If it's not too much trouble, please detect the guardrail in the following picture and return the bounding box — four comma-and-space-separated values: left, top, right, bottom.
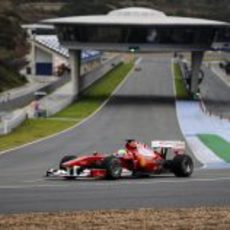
0, 55, 123, 134
176, 56, 204, 94
0, 109, 27, 135
44, 95, 75, 117
0, 75, 70, 112
80, 55, 122, 90
40, 55, 122, 117
176, 57, 191, 91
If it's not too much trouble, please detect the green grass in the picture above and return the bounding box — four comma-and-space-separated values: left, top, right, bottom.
0, 62, 133, 152
55, 62, 133, 118
0, 119, 76, 151
198, 134, 230, 163
172, 63, 189, 99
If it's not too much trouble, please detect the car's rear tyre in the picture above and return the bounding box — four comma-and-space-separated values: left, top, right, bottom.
103, 156, 122, 180
172, 155, 193, 177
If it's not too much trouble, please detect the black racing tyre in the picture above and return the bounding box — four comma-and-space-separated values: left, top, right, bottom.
103, 156, 122, 180
172, 155, 193, 177
59, 155, 76, 170
132, 171, 150, 178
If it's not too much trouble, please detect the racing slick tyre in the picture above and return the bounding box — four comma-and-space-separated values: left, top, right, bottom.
59, 155, 77, 179
103, 156, 122, 180
172, 155, 193, 177
59, 155, 76, 169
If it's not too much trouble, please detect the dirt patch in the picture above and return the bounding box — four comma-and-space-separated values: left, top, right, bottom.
0, 207, 230, 230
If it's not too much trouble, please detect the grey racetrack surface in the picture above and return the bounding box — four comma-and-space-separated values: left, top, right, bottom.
0, 55, 229, 214
200, 66, 230, 118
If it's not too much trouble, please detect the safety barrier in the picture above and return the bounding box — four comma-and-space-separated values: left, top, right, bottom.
0, 55, 122, 135
0, 75, 70, 112
40, 55, 122, 117
80, 55, 122, 90
44, 95, 75, 117
198, 95, 230, 122
0, 109, 27, 135
175, 57, 191, 91
175, 58, 230, 121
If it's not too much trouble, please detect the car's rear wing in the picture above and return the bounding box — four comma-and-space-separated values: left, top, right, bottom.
151, 141, 185, 150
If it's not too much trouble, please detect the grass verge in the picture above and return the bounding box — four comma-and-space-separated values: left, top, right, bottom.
0, 62, 133, 152
0, 119, 76, 151
0, 207, 229, 230
172, 62, 189, 99
54, 62, 133, 118
198, 134, 230, 162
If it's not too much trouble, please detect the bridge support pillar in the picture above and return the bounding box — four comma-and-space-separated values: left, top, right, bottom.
190, 51, 204, 94
69, 49, 81, 98
31, 39, 36, 77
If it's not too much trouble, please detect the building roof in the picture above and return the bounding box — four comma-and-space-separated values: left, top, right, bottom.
22, 24, 54, 30
34, 35, 101, 62
43, 7, 230, 27
108, 7, 166, 18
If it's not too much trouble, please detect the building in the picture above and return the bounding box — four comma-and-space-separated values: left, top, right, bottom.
43, 7, 230, 95
22, 24, 101, 81
44, 7, 230, 53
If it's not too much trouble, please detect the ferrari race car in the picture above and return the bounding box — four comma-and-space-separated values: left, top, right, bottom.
46, 139, 194, 180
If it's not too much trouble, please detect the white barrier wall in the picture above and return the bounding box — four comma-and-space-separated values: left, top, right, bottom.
0, 55, 122, 135
43, 95, 74, 117
177, 57, 189, 80
0, 109, 27, 135
40, 56, 122, 117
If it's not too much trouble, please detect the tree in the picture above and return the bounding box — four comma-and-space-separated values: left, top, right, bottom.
0, 1, 28, 60
59, 0, 112, 16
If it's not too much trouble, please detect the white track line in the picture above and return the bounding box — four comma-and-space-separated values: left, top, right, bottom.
1, 176, 230, 189
0, 65, 135, 156
186, 136, 230, 169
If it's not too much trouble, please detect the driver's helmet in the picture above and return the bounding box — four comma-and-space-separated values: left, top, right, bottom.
126, 139, 137, 149
117, 149, 127, 157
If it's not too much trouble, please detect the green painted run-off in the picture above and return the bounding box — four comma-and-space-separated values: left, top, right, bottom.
198, 134, 230, 163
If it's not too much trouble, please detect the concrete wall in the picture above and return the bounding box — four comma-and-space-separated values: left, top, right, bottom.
42, 55, 122, 116
80, 55, 121, 91
222, 51, 230, 61
0, 75, 70, 112
35, 47, 52, 63
0, 109, 27, 135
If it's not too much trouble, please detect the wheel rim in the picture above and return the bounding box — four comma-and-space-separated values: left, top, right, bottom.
111, 162, 121, 176
184, 159, 192, 173
185, 163, 191, 173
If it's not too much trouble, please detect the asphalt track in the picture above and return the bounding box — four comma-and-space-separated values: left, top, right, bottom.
200, 66, 230, 118
0, 55, 229, 214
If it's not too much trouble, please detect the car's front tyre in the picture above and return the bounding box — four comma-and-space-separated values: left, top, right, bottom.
103, 156, 122, 180
59, 155, 77, 179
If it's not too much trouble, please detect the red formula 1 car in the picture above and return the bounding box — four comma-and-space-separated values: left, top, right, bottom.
46, 139, 194, 180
